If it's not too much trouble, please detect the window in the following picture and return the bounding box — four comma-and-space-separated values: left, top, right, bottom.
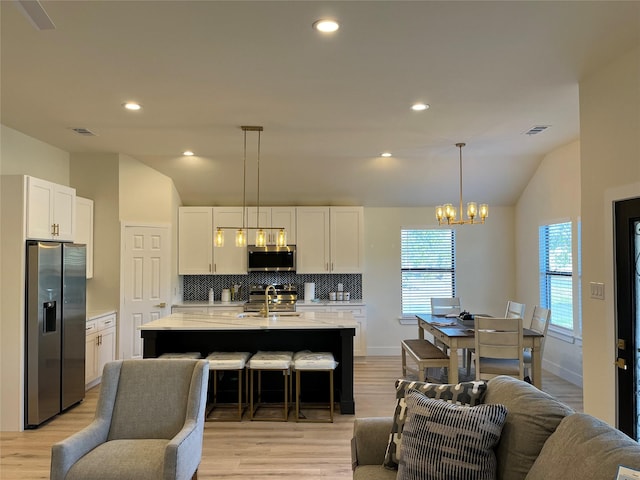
401, 229, 455, 316
539, 222, 574, 331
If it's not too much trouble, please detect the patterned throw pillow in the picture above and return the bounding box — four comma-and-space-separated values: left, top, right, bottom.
398, 390, 507, 480
383, 379, 488, 469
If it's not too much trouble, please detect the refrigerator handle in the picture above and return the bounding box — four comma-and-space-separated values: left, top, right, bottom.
44, 301, 57, 332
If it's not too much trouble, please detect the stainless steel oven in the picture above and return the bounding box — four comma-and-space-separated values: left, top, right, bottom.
247, 245, 296, 272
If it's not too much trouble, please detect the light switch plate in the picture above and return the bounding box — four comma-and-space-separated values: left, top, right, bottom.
589, 282, 605, 300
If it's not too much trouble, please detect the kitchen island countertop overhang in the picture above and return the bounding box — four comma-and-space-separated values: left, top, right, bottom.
139, 310, 358, 331
139, 311, 358, 414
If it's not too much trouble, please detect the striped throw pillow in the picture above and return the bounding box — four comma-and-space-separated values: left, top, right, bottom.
398, 390, 507, 480
383, 379, 488, 469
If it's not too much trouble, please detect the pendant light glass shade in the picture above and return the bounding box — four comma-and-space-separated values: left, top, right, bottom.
255, 228, 267, 247
235, 228, 246, 247
276, 228, 287, 247
214, 228, 224, 247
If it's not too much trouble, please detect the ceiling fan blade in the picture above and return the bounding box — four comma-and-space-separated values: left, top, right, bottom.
13, 0, 56, 30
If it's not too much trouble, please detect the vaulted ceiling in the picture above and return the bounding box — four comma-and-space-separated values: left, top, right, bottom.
2, 1, 639, 207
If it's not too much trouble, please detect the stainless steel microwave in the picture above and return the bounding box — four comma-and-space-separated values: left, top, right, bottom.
247, 245, 296, 272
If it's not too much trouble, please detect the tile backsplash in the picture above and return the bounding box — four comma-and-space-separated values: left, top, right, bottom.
182, 273, 362, 302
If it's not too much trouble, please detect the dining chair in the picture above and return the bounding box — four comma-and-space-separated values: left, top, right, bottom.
524, 306, 551, 378
50, 358, 209, 480
474, 316, 524, 381
466, 300, 527, 374
505, 300, 526, 320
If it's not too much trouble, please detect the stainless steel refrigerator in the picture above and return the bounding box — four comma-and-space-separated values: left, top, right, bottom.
25, 241, 86, 428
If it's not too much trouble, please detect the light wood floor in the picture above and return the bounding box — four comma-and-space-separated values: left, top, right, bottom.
0, 356, 582, 480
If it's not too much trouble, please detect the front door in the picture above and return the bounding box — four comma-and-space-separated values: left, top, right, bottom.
120, 225, 170, 359
615, 197, 640, 439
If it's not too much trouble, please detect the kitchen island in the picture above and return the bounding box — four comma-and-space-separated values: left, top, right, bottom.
139, 310, 357, 414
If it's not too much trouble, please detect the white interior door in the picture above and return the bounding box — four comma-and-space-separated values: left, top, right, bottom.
120, 225, 170, 359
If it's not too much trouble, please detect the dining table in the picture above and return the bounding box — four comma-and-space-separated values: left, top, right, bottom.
415, 313, 544, 388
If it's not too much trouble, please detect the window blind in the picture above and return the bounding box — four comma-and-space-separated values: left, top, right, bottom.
401, 229, 455, 316
539, 222, 573, 330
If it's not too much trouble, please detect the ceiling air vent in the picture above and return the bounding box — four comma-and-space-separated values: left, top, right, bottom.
523, 125, 550, 136
71, 127, 97, 137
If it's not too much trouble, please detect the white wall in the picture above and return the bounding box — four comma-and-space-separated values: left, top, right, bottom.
70, 153, 121, 313
119, 154, 178, 224
0, 125, 70, 182
580, 45, 640, 425
363, 206, 515, 355
515, 140, 582, 386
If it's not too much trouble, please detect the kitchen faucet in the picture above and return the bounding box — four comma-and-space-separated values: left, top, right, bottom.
262, 284, 277, 317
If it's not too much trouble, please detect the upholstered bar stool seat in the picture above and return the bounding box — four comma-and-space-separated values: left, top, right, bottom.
158, 352, 202, 359
293, 351, 338, 423
248, 351, 293, 421
205, 352, 252, 421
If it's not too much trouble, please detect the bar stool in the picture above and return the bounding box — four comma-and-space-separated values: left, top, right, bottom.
205, 352, 251, 421
293, 351, 338, 423
248, 351, 293, 421
158, 352, 201, 359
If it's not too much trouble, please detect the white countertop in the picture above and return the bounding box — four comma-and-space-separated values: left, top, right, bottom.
172, 299, 365, 308
139, 310, 357, 331
87, 310, 117, 321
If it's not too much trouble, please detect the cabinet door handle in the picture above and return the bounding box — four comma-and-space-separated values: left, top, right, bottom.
51, 224, 56, 236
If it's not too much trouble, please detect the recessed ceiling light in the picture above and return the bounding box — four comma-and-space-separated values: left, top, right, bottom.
313, 19, 339, 33
122, 102, 142, 111
380, 152, 392, 158
183, 150, 194, 156
411, 103, 429, 111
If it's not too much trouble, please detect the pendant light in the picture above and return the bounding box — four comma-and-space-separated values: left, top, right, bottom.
214, 125, 287, 247
435, 143, 488, 225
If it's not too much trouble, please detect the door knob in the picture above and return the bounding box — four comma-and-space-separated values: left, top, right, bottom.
616, 358, 628, 370
155, 302, 167, 308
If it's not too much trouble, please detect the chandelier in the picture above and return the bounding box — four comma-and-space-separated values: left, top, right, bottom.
435, 142, 488, 225
214, 126, 287, 248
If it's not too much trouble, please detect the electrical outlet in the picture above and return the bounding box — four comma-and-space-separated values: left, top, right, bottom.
589, 282, 605, 300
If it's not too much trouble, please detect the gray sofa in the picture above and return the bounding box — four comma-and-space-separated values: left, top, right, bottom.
351, 375, 640, 480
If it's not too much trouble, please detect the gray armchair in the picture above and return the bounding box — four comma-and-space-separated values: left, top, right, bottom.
51, 358, 209, 480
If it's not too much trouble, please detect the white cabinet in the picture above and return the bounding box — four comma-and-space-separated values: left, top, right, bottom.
85, 313, 117, 387
296, 206, 363, 273
246, 206, 297, 245
178, 207, 247, 275
296, 303, 367, 356
26, 176, 76, 241
178, 207, 213, 274
75, 196, 94, 278
329, 305, 367, 357
296, 207, 330, 273
212, 207, 247, 274
330, 206, 364, 273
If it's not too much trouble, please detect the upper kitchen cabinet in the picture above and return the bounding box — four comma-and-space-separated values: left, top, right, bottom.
246, 206, 297, 245
296, 207, 330, 273
296, 206, 364, 274
75, 196, 94, 278
178, 207, 213, 274
212, 207, 247, 274
178, 207, 247, 275
26, 176, 76, 241
330, 206, 364, 273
